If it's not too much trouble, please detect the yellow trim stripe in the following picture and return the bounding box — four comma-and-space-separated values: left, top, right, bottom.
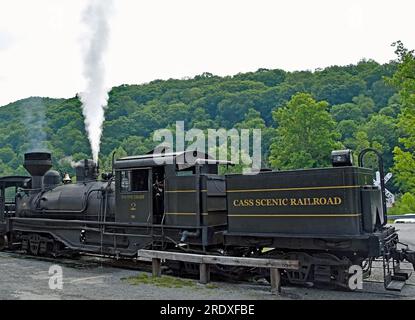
165, 213, 359, 217
226, 185, 360, 193
166, 190, 208, 193
165, 212, 209, 216
228, 213, 361, 218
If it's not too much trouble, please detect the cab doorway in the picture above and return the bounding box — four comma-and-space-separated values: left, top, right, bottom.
152, 167, 165, 224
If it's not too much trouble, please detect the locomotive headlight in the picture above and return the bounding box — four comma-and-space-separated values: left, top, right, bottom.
331, 149, 353, 167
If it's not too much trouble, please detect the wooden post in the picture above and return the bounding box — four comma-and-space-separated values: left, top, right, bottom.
270, 268, 281, 295
152, 258, 161, 277
199, 263, 210, 284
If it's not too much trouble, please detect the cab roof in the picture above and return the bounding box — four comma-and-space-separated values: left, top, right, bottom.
0, 176, 30, 189
114, 150, 233, 170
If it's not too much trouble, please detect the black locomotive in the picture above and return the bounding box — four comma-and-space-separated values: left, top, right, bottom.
0, 149, 414, 290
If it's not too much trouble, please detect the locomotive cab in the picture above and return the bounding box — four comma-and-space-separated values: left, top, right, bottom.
113, 150, 229, 247
0, 176, 30, 221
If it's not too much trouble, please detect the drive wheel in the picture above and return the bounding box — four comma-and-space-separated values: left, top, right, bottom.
28, 234, 41, 256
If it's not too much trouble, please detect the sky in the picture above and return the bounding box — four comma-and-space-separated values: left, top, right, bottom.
0, 0, 414, 106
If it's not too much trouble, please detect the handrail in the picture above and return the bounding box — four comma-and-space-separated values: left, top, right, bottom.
358, 148, 387, 226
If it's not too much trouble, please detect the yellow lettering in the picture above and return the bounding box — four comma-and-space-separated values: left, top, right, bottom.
239, 196, 343, 207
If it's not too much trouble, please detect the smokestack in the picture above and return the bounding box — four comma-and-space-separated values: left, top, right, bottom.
75, 159, 98, 182
23, 152, 52, 190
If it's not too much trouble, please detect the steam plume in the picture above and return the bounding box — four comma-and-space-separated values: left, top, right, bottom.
23, 98, 48, 151
79, 0, 113, 163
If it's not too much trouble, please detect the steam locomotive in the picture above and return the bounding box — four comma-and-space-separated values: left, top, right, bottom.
0, 149, 414, 290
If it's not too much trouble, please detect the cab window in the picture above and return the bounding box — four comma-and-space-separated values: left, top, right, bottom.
131, 169, 149, 191
120, 169, 149, 193
120, 171, 130, 193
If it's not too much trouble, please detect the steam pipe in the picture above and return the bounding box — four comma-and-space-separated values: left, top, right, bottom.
10, 216, 209, 230
180, 164, 202, 243
101, 176, 114, 234
111, 151, 117, 176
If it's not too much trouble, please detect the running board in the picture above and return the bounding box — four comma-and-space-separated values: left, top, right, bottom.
393, 265, 412, 281
386, 279, 406, 291
383, 242, 415, 292
384, 272, 408, 291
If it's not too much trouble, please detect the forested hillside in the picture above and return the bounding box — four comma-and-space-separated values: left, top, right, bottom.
0, 56, 412, 210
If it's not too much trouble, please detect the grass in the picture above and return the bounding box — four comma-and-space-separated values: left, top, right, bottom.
387, 212, 401, 216
205, 283, 219, 289
122, 273, 196, 288
122, 273, 220, 289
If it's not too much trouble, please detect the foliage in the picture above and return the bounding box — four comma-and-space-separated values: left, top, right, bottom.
269, 93, 341, 169
388, 192, 415, 215
389, 41, 415, 194
0, 58, 403, 188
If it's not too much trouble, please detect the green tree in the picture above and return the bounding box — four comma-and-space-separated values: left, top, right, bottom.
330, 103, 364, 123
269, 93, 341, 169
388, 193, 415, 215
352, 95, 375, 117
235, 108, 273, 166
0, 146, 16, 164
361, 114, 397, 170
0, 57, 402, 181
337, 120, 359, 140
389, 42, 415, 193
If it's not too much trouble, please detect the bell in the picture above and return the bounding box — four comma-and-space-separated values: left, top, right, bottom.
63, 173, 72, 184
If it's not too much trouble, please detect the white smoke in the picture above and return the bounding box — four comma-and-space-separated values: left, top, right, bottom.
23, 98, 48, 152
79, 0, 114, 163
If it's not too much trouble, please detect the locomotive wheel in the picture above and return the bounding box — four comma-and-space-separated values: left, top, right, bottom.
28, 234, 41, 255
26, 234, 67, 257
259, 250, 353, 289
280, 252, 314, 287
